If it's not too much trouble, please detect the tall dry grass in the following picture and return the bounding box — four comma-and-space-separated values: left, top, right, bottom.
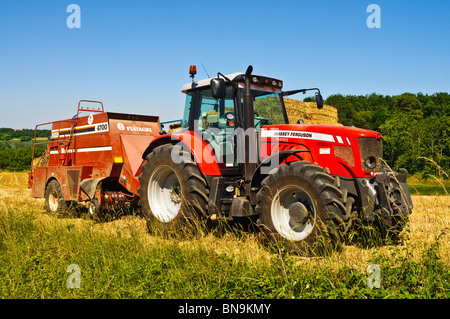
1, 172, 448, 266
0, 172, 448, 298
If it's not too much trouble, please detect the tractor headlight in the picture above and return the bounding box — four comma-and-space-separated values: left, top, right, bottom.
358, 137, 382, 171
364, 156, 377, 170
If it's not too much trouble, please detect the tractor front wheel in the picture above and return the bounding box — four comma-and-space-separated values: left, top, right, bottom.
373, 172, 413, 243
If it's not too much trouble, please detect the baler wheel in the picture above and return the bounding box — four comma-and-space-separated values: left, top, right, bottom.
138, 144, 209, 233
88, 199, 101, 216
44, 179, 67, 216
255, 161, 351, 255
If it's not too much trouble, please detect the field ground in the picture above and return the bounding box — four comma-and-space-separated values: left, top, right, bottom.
0, 172, 448, 298
0, 172, 29, 189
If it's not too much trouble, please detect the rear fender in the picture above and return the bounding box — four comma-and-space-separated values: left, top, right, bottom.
142, 131, 221, 176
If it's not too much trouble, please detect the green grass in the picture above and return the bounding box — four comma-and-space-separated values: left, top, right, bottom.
0, 203, 448, 299
407, 173, 449, 196
409, 184, 448, 196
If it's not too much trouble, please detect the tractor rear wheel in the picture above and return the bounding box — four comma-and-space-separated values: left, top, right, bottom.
255, 161, 352, 254
138, 144, 209, 233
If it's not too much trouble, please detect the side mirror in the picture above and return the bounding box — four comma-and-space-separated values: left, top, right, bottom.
211, 78, 226, 99
315, 92, 324, 109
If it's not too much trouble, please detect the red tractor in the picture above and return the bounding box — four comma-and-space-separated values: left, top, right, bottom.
137, 65, 413, 251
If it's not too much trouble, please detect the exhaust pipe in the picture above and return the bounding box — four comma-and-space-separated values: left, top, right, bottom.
243, 65, 256, 181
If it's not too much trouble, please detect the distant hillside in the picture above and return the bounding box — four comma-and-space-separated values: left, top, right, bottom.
0, 128, 50, 142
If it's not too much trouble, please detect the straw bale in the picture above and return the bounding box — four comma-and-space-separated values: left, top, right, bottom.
283, 98, 342, 126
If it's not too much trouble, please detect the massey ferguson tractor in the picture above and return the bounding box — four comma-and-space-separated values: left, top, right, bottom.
30, 65, 413, 252
137, 65, 413, 251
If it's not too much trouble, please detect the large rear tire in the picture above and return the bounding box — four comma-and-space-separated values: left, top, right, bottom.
255, 161, 352, 254
138, 144, 209, 233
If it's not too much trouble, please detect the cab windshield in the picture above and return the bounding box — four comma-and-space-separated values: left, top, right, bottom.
247, 90, 287, 125
181, 84, 287, 166
182, 85, 287, 132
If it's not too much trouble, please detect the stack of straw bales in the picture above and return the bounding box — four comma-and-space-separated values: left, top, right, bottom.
283, 98, 341, 126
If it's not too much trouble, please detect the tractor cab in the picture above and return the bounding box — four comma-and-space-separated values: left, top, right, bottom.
181, 70, 288, 174
181, 71, 288, 131
180, 66, 324, 178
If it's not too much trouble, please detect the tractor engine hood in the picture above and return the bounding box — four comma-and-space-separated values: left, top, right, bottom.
260, 124, 383, 178
260, 124, 381, 142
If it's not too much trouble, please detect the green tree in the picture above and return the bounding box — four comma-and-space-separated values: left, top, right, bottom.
392, 93, 423, 119
20, 135, 32, 142
0, 148, 33, 171
0, 133, 12, 140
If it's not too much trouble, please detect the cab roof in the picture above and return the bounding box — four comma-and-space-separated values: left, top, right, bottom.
181, 72, 283, 93
181, 72, 244, 93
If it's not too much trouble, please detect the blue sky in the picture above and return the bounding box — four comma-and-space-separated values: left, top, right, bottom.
0, 0, 449, 129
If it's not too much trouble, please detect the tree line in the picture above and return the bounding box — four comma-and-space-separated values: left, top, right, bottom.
0, 128, 50, 142
306, 92, 449, 177
0, 129, 49, 171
